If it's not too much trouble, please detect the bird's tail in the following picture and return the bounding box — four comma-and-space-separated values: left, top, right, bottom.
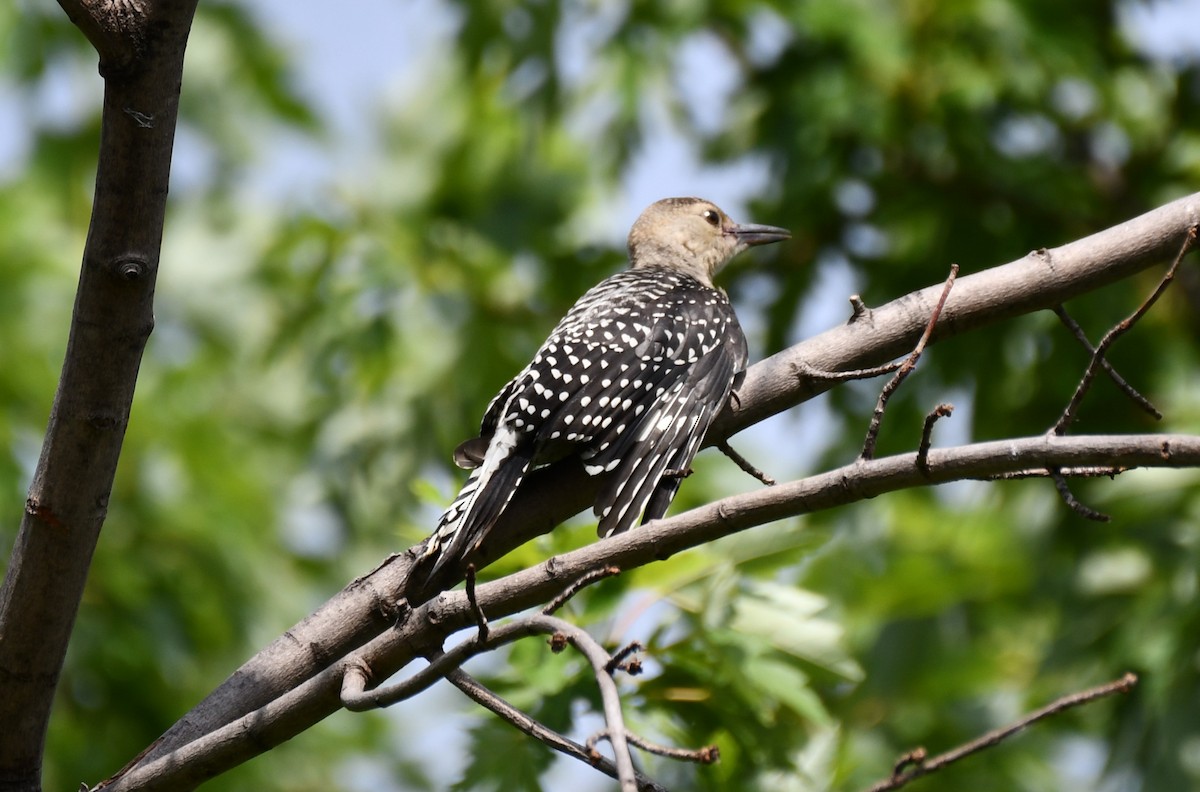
422, 448, 531, 583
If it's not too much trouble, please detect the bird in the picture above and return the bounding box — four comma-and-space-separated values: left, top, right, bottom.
421, 197, 790, 582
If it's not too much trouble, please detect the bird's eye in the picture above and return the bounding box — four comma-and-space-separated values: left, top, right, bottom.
702, 209, 720, 227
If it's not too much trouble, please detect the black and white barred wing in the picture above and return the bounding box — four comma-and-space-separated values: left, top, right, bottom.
428, 273, 659, 571
448, 271, 654, 471
521, 272, 746, 537
587, 297, 745, 537
628, 335, 743, 533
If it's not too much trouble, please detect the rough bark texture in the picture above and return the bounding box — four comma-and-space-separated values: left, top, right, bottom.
0, 3, 198, 791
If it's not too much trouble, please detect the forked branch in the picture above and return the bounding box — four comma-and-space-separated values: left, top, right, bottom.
861, 265, 959, 460
863, 673, 1138, 792
1053, 226, 1196, 435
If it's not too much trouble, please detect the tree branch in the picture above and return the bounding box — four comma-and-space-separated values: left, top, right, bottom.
860, 264, 958, 460
110, 193, 1200, 779
1052, 306, 1161, 420
444, 669, 669, 792
97, 433, 1200, 791
863, 673, 1138, 792
916, 403, 955, 473
0, 2, 199, 789
725, 193, 1200, 437
1053, 225, 1195, 435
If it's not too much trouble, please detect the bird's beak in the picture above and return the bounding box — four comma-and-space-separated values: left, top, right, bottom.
729, 222, 791, 247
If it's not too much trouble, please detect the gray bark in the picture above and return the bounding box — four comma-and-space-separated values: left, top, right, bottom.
0, 3, 198, 791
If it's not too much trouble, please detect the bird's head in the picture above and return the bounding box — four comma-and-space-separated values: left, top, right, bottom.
627, 197, 790, 285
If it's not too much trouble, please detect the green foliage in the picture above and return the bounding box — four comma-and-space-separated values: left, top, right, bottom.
4, 0, 1200, 789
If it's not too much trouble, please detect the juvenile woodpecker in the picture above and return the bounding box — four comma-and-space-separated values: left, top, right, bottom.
423, 197, 789, 580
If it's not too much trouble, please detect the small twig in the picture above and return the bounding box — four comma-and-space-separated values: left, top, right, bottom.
793, 359, 903, 384
590, 729, 720, 765
465, 564, 488, 643
716, 440, 776, 485
1052, 306, 1161, 420
542, 566, 621, 616
916, 403, 954, 473
1054, 226, 1196, 435
605, 641, 644, 675
848, 294, 872, 322
1050, 468, 1111, 522
989, 466, 1128, 481
863, 673, 1138, 792
892, 747, 927, 777
861, 265, 959, 460
444, 667, 669, 792
584, 730, 607, 759
624, 731, 720, 764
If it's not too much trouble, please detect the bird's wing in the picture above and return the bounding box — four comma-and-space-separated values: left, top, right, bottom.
592, 319, 743, 537
501, 273, 745, 537
639, 323, 748, 521
451, 271, 653, 470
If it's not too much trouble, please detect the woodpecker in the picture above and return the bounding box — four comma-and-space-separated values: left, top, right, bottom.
422, 197, 789, 581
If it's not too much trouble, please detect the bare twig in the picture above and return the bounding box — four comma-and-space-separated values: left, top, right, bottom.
1050, 469, 1111, 522
605, 641, 644, 675
916, 403, 955, 473
716, 440, 776, 485
542, 566, 621, 615
1054, 226, 1196, 435
341, 617, 544, 711
465, 564, 488, 643
793, 359, 903, 384
623, 731, 720, 764
891, 748, 927, 777
552, 623, 638, 791
863, 673, 1138, 792
861, 265, 960, 460
588, 729, 719, 764
989, 466, 1127, 481
444, 667, 669, 791
1052, 306, 1161, 419
848, 294, 872, 321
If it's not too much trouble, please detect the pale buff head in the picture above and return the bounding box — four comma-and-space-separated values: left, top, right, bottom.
627, 197, 790, 285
